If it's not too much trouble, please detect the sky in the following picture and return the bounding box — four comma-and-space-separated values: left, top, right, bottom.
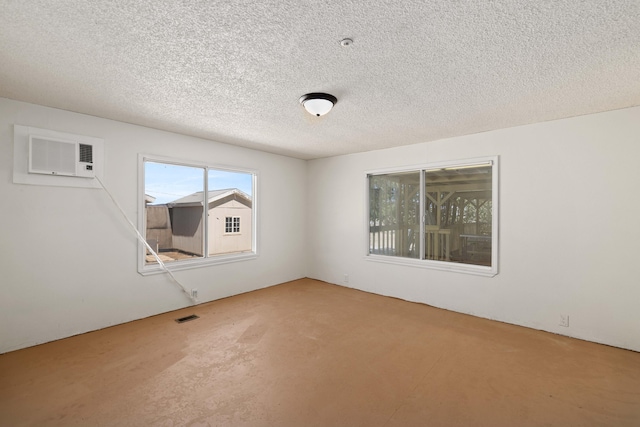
145, 161, 253, 205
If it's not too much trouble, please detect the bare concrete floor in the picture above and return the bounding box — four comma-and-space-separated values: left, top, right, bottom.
1, 278, 639, 426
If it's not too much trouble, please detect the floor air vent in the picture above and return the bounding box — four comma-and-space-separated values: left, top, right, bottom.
175, 314, 199, 323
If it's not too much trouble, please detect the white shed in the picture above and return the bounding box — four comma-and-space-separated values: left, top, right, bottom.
168, 189, 252, 257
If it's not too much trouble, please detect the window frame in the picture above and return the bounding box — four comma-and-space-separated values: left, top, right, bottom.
364, 156, 498, 277
138, 154, 258, 275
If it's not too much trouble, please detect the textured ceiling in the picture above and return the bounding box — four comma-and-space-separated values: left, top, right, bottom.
1, 1, 639, 160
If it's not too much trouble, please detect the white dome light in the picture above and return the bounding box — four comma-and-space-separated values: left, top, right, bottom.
299, 93, 337, 117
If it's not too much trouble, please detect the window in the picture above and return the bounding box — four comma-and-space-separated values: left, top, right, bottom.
139, 155, 257, 274
367, 157, 498, 276
225, 217, 240, 233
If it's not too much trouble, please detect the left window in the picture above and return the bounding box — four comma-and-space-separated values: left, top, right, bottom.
139, 156, 257, 274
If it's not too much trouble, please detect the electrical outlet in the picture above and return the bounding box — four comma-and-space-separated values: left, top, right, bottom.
559, 315, 569, 327
344, 274, 349, 284
191, 289, 198, 299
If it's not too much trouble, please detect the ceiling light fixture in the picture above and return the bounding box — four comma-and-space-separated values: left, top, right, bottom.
340, 38, 353, 47
299, 93, 337, 117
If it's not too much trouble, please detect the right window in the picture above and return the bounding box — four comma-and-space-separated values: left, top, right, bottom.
367, 157, 498, 276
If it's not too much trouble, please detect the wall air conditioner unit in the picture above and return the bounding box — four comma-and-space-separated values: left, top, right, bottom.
28, 135, 95, 178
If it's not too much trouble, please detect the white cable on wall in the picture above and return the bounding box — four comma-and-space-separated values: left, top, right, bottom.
94, 176, 197, 305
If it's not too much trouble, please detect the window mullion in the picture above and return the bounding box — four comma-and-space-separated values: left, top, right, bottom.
419, 169, 425, 260
203, 167, 209, 258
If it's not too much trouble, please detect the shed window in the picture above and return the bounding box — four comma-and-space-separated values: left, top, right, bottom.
225, 217, 240, 233
139, 155, 257, 274
367, 157, 498, 276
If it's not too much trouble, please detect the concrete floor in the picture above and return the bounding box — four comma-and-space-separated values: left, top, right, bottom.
1, 278, 639, 426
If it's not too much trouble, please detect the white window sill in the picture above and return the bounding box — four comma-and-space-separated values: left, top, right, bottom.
139, 252, 258, 276
365, 254, 497, 277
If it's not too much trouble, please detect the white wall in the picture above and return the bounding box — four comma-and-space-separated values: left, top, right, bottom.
3, 97, 639, 354
0, 98, 308, 353
307, 106, 640, 352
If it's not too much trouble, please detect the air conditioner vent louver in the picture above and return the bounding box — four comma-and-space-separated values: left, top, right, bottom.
79, 144, 93, 163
